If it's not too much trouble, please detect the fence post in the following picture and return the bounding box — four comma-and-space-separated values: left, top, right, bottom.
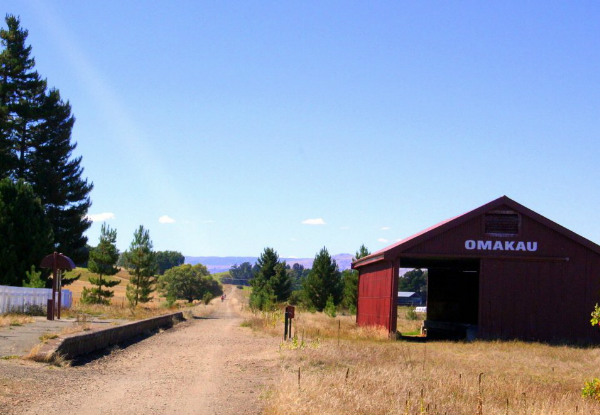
47, 299, 54, 320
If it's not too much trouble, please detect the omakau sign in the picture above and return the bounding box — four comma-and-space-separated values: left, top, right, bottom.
464, 240, 538, 252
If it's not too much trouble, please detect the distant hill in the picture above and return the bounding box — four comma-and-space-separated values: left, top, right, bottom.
185, 254, 354, 274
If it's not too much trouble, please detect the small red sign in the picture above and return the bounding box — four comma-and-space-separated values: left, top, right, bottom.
285, 305, 295, 319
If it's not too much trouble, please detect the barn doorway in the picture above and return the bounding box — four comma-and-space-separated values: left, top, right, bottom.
398, 258, 480, 340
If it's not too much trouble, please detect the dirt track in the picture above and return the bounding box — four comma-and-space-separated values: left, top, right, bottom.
0, 287, 279, 415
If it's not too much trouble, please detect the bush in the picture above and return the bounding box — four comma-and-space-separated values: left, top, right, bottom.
591, 304, 600, 327
405, 307, 418, 320
582, 378, 600, 401
202, 292, 213, 305
288, 290, 304, 306
23, 265, 45, 288
249, 286, 276, 311
9, 304, 45, 316
324, 294, 336, 318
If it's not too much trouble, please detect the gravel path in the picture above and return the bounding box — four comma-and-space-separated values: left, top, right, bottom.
0, 287, 280, 415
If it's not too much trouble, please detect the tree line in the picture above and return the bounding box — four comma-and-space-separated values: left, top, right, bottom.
0, 15, 92, 287
83, 223, 222, 306
239, 245, 370, 315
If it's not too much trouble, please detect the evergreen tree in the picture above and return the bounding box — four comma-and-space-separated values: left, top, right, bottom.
249, 247, 292, 310
270, 262, 292, 302
0, 15, 46, 179
287, 263, 310, 290
249, 247, 278, 310
0, 15, 93, 264
27, 89, 92, 263
82, 223, 120, 305
342, 244, 371, 314
125, 225, 157, 307
22, 265, 45, 288
302, 247, 342, 311
228, 262, 255, 286
398, 269, 428, 300
0, 178, 53, 286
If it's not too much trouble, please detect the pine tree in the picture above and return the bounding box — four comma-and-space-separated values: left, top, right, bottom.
249, 247, 278, 310
249, 247, 292, 309
0, 15, 46, 179
23, 265, 45, 288
27, 89, 92, 263
342, 244, 371, 313
125, 225, 157, 307
0, 15, 93, 264
302, 247, 342, 311
0, 178, 53, 286
82, 223, 120, 305
270, 262, 292, 302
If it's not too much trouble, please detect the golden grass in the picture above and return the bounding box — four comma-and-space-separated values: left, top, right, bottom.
23, 342, 69, 366
267, 339, 600, 415
0, 314, 34, 328
61, 301, 178, 321
63, 267, 132, 282
64, 266, 169, 313
242, 307, 391, 342
243, 306, 600, 414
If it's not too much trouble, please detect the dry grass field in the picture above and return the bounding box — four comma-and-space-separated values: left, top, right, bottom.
60, 267, 192, 320
64, 267, 167, 306
243, 307, 600, 415
64, 267, 132, 307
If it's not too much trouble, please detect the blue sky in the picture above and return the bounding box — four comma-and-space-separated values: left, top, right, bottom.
6, 1, 600, 258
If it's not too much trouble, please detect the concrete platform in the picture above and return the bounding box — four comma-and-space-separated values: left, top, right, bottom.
0, 312, 183, 360
0, 317, 125, 358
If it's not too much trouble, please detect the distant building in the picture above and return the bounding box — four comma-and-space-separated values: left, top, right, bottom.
397, 291, 422, 306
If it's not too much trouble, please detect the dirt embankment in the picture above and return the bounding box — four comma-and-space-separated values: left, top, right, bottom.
0, 287, 280, 415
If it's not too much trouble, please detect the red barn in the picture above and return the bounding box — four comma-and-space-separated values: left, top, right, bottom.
352, 196, 600, 343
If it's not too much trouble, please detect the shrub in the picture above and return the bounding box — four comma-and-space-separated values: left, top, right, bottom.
23, 265, 45, 288
405, 307, 418, 321
202, 292, 213, 305
288, 290, 304, 306
582, 378, 600, 401
590, 304, 600, 327
324, 294, 336, 318
9, 304, 45, 316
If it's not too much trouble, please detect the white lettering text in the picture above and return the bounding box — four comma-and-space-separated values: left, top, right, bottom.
464, 240, 538, 252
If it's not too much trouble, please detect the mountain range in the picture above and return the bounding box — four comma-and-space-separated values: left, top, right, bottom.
185, 253, 354, 274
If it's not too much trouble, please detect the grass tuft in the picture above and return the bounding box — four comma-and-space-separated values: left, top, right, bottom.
0, 314, 34, 328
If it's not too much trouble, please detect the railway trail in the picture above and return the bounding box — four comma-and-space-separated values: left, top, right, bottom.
1, 287, 280, 415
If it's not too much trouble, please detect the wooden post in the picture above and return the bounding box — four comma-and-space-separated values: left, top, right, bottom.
57, 269, 62, 319
51, 252, 57, 319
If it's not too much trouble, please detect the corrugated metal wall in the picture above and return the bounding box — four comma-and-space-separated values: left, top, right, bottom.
0, 285, 72, 313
